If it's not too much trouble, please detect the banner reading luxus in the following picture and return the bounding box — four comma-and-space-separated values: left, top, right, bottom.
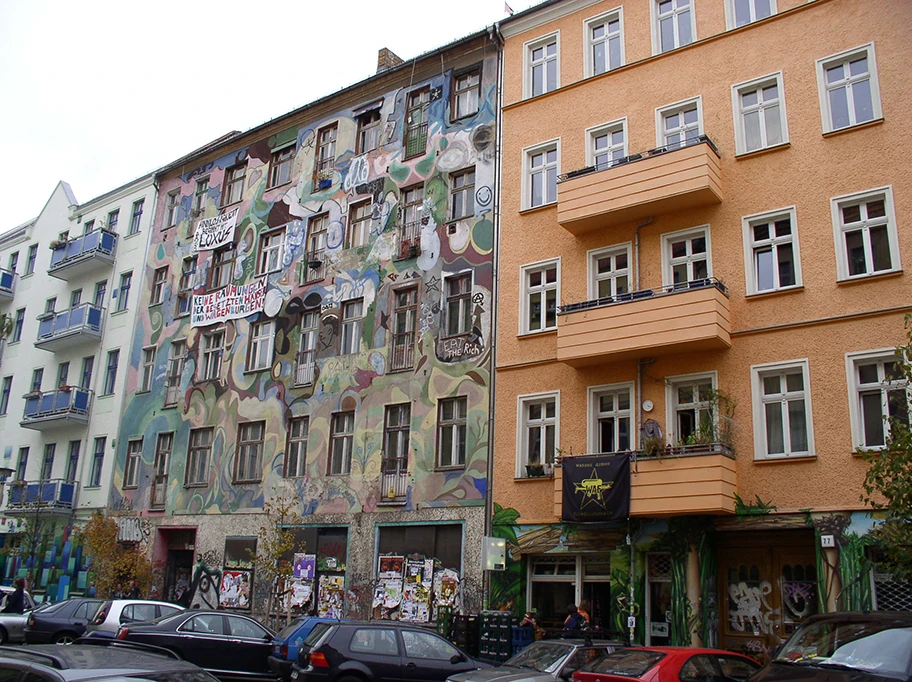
561, 453, 631, 522
191, 279, 267, 327
192, 206, 240, 252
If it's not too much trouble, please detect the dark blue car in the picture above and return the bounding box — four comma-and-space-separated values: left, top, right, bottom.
269, 617, 343, 682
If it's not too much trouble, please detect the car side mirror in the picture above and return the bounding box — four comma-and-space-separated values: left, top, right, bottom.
451, 653, 467, 664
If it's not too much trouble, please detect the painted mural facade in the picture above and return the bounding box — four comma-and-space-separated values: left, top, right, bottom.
111, 35, 498, 616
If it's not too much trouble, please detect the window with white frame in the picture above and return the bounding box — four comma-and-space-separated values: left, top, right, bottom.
733, 73, 788, 154
438, 397, 467, 468
591, 385, 632, 454
178, 256, 197, 316
347, 200, 372, 249
526, 34, 558, 98
525, 142, 558, 209
847, 351, 910, 450
452, 67, 481, 120
248, 319, 274, 371
235, 421, 265, 483
667, 373, 716, 444
124, 439, 141, 489
151, 266, 168, 305
164, 340, 186, 406
211, 246, 235, 289
269, 146, 294, 188
340, 299, 363, 355
140, 346, 155, 392
663, 226, 710, 287
258, 228, 285, 275
222, 163, 246, 205
518, 393, 557, 476
166, 191, 181, 227
186, 427, 213, 486
296, 310, 319, 386
304, 213, 328, 282
193, 178, 209, 217
586, 10, 623, 77
200, 329, 225, 381
751, 360, 813, 459
816, 44, 881, 134
445, 273, 472, 337
743, 208, 800, 295
285, 416, 309, 478
383, 403, 410, 475
590, 245, 630, 300
329, 411, 354, 475
588, 120, 627, 169
653, 0, 694, 54
658, 98, 702, 149
450, 168, 475, 220
357, 109, 382, 155
390, 286, 418, 371
726, 0, 774, 28
521, 261, 558, 334
831, 187, 900, 281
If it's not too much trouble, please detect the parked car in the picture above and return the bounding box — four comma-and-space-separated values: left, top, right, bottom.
749, 611, 912, 682
24, 596, 105, 644
116, 608, 277, 681
0, 638, 221, 682
293, 620, 490, 682
269, 617, 346, 682
571, 647, 760, 682
83, 599, 184, 638
0, 584, 37, 644
448, 637, 623, 682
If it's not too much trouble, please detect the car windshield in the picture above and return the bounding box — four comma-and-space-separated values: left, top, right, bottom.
581, 650, 666, 677
303, 622, 334, 647
504, 642, 572, 672
775, 618, 912, 679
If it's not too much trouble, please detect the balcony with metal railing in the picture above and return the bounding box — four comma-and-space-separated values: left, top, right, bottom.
5, 479, 79, 515
389, 335, 415, 371
20, 387, 92, 430
34, 302, 104, 352
294, 350, 316, 386
303, 249, 326, 283
48, 229, 118, 280
394, 222, 421, 261
379, 456, 409, 505
0, 267, 16, 299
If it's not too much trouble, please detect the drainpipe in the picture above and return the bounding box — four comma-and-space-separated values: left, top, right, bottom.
633, 216, 653, 291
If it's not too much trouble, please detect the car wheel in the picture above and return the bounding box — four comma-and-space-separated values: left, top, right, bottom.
54, 632, 77, 645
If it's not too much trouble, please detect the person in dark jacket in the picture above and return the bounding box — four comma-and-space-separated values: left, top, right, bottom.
2, 578, 26, 614
563, 604, 588, 631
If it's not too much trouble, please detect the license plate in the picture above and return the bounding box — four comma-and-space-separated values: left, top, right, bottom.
291, 672, 298, 680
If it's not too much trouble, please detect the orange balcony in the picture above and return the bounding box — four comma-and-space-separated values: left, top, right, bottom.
556, 279, 731, 367
557, 137, 722, 235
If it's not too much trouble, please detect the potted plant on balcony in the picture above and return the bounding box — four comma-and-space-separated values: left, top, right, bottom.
58, 384, 71, 392
525, 463, 545, 477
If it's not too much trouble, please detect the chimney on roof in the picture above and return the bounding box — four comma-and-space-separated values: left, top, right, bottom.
377, 48, 404, 74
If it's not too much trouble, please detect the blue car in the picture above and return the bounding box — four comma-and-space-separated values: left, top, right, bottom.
268, 617, 343, 682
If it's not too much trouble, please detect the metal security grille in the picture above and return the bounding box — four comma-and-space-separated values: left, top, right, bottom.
873, 572, 912, 611
648, 552, 672, 580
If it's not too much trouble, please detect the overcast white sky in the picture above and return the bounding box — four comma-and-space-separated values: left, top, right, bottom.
0, 0, 539, 228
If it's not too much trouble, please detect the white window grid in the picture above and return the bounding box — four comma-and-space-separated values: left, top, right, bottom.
235, 421, 264, 482
585, 9, 624, 77
223, 164, 246, 205
589, 383, 634, 454
248, 320, 274, 371
438, 397, 468, 468
523, 140, 560, 210
269, 146, 294, 188
124, 439, 142, 488
525, 33, 559, 98
140, 347, 155, 392
587, 119, 627, 169
732, 72, 788, 155
846, 350, 910, 451
816, 43, 882, 134
186, 428, 212, 486
656, 97, 702, 149
830, 186, 900, 281
742, 207, 801, 295
151, 267, 168, 305
166, 191, 181, 227
653, 0, 695, 54
193, 178, 209, 215
445, 272, 472, 337
662, 226, 711, 288
329, 411, 354, 475
517, 392, 559, 477
258, 229, 285, 274
340, 299, 363, 355
295, 311, 319, 386
521, 260, 559, 335
725, 0, 775, 29
286, 417, 310, 478
589, 244, 631, 300
751, 360, 814, 460
450, 168, 475, 221
164, 340, 186, 406
452, 69, 481, 120
348, 200, 372, 249
665, 372, 717, 445
201, 330, 224, 381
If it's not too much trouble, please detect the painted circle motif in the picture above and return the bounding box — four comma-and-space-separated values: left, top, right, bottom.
263, 288, 283, 317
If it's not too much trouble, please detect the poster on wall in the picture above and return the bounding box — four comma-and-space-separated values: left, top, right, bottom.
374, 555, 404, 620
561, 453, 631, 522
294, 554, 316, 580
192, 206, 239, 252
317, 575, 344, 618
288, 579, 314, 608
191, 278, 267, 327
433, 567, 460, 620
219, 569, 252, 609
400, 557, 433, 622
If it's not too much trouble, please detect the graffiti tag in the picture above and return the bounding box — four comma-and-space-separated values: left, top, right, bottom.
438, 336, 483, 361
728, 581, 779, 635
344, 156, 371, 192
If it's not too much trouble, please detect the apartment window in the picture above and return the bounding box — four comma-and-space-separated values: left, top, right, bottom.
69, 289, 82, 307
521, 261, 558, 334
445, 273, 472, 337
357, 110, 382, 155
654, 0, 694, 54
592, 386, 632, 453
0, 376, 12, 414
200, 330, 225, 381
269, 146, 294, 188
340, 299, 363, 355
166, 191, 181, 227
314, 124, 338, 184
329, 411, 354, 475
383, 403, 411, 474
25, 244, 37, 275
390, 286, 418, 371
733, 73, 787, 154
45, 297, 57, 315
450, 168, 475, 221
31, 368, 43, 393
8, 252, 18, 273
519, 394, 557, 476
66, 441, 80, 481
16, 447, 28, 481
211, 246, 235, 289
296, 310, 319, 386
586, 10, 623, 77
151, 266, 168, 305
743, 208, 800, 295
56, 361, 70, 388
397, 184, 424, 259
257, 228, 285, 275
525, 142, 558, 209
348, 200, 372, 249
223, 164, 246, 205
438, 397, 467, 468
452, 68, 481, 120
41, 444, 56, 480
83, 220, 95, 235
831, 188, 900, 281
115, 271, 132, 312
751, 361, 813, 459
151, 433, 172, 509
12, 308, 24, 343
405, 88, 430, 159
186, 427, 213, 487
235, 421, 265, 483
668, 374, 716, 444
164, 340, 187, 406
590, 245, 630, 299
285, 417, 309, 478
248, 319, 274, 371
658, 98, 702, 149
89, 438, 105, 487
663, 226, 710, 287
94, 280, 107, 307
588, 120, 626, 169
107, 209, 120, 233
124, 439, 141, 488
129, 199, 144, 235
140, 347, 155, 392
726, 0, 774, 28
303, 214, 328, 282
526, 34, 558, 98
81, 356, 94, 389
191, 177, 209, 218
178, 256, 197, 316
847, 351, 910, 450
816, 44, 881, 133
103, 350, 119, 395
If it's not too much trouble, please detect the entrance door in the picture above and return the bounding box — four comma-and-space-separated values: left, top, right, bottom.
165, 549, 194, 605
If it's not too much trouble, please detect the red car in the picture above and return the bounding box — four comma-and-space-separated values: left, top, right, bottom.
571, 646, 760, 682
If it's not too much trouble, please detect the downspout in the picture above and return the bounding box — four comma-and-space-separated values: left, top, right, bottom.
633, 216, 653, 291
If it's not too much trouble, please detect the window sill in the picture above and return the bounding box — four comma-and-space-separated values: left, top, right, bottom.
149, 301, 163, 308
735, 141, 791, 159
514, 475, 553, 481
184, 483, 208, 489
148, 508, 166, 513
822, 118, 884, 138
388, 366, 414, 374
265, 181, 292, 192
232, 480, 263, 485
111, 309, 129, 317
851, 446, 882, 457
136, 389, 151, 395
83, 486, 102, 491
836, 268, 903, 285
745, 284, 804, 299
21, 273, 34, 279
122, 486, 138, 491
518, 328, 558, 339
436, 465, 466, 472
220, 200, 243, 210
123, 231, 143, 240
753, 454, 816, 463
519, 202, 557, 215
98, 393, 114, 399
244, 367, 273, 375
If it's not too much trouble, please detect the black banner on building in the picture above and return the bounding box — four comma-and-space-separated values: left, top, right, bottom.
561, 453, 631, 523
